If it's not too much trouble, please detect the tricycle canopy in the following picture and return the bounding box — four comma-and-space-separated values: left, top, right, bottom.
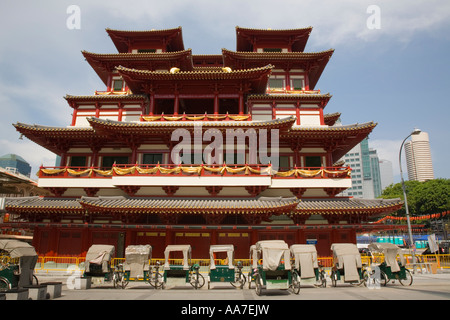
164, 244, 191, 270
209, 244, 234, 270
290, 244, 318, 278
0, 240, 37, 259
0, 239, 38, 287
254, 240, 291, 271
123, 245, 152, 277
331, 243, 362, 282
368, 242, 405, 272
85, 244, 115, 273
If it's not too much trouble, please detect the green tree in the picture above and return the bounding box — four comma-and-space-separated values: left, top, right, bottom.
379, 180, 421, 216
411, 179, 450, 215
379, 179, 450, 217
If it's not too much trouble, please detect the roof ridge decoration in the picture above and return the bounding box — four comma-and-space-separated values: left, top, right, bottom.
116, 64, 274, 76
222, 48, 335, 56
82, 49, 193, 57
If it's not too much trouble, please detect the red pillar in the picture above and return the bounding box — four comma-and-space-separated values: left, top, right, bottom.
238, 92, 244, 115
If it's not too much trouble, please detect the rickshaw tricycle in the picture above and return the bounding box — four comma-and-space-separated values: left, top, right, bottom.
82, 244, 122, 288
207, 244, 246, 289
0, 240, 39, 290
162, 244, 204, 289
366, 242, 413, 286
290, 244, 326, 288
330, 243, 365, 287
118, 244, 163, 289
249, 240, 299, 295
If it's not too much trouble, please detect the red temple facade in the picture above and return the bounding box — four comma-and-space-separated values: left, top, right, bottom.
5, 26, 403, 258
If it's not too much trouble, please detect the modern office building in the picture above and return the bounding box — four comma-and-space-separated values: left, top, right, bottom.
340, 138, 382, 198
378, 159, 393, 190
404, 131, 434, 182
0, 154, 32, 177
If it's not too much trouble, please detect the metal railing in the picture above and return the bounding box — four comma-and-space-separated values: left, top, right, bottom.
31, 254, 450, 274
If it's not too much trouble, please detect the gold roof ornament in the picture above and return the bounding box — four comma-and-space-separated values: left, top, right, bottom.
222, 67, 232, 73
170, 67, 180, 74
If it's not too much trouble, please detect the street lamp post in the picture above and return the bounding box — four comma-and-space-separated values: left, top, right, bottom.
399, 128, 421, 263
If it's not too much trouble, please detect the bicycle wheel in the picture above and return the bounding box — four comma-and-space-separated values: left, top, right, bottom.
255, 275, 262, 296
190, 273, 205, 289
291, 272, 300, 295
399, 269, 413, 286
150, 272, 164, 289
331, 271, 337, 287
320, 270, 327, 288
230, 272, 247, 289
0, 277, 11, 291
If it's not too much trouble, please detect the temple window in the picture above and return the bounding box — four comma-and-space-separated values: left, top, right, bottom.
291, 78, 304, 90
268, 78, 284, 90
279, 155, 290, 170
304, 156, 322, 168
142, 153, 163, 165
263, 48, 283, 53
69, 156, 87, 167
112, 79, 124, 91
137, 49, 156, 53
101, 156, 129, 169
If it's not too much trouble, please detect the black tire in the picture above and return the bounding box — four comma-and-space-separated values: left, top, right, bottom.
255, 276, 262, 296
0, 277, 11, 291
331, 271, 337, 287
149, 273, 163, 289
190, 273, 205, 289
291, 272, 300, 295
230, 273, 247, 289
399, 269, 413, 286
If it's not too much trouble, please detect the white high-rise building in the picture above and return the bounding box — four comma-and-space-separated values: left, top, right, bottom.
404, 131, 434, 182
379, 159, 393, 190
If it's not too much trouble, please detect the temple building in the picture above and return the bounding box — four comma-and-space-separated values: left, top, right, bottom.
4, 26, 403, 258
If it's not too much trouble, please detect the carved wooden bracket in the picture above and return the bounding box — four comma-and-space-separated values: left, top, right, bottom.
162, 186, 179, 196
290, 188, 307, 198
324, 188, 346, 197
118, 186, 141, 196
44, 187, 67, 197
205, 186, 223, 196
84, 188, 100, 197
244, 186, 267, 197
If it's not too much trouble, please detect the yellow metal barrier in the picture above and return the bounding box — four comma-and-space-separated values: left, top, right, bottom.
33, 254, 450, 273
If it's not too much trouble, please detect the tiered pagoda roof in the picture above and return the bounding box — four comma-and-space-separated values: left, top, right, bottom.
235, 26, 312, 52
106, 27, 185, 53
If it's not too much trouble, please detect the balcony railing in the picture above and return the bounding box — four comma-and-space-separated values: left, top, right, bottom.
140, 113, 252, 122
38, 164, 351, 179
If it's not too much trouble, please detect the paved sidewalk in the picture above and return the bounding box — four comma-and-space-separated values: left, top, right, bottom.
33, 270, 450, 301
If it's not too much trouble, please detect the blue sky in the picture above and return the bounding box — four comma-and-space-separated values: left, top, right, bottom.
0, 0, 449, 183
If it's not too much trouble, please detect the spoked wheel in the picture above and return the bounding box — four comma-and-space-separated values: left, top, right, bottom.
149, 273, 164, 289
320, 270, 327, 288
0, 277, 11, 291
255, 276, 262, 296
331, 271, 337, 287
399, 269, 413, 286
190, 273, 205, 289
291, 272, 300, 295
230, 273, 247, 289
113, 272, 127, 289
